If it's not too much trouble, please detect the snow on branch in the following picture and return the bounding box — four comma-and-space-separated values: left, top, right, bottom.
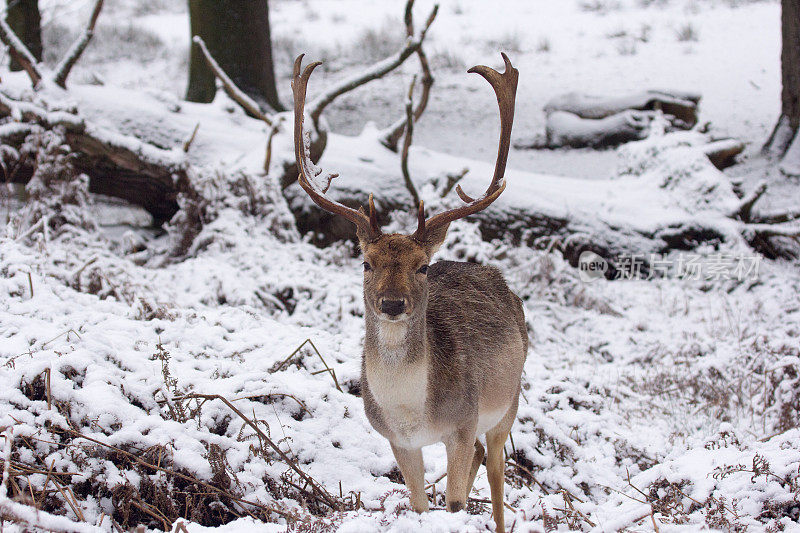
0, 16, 43, 86
379, 0, 437, 151
192, 35, 273, 125
307, 1, 438, 127
0, 91, 85, 131
733, 180, 768, 222
53, 0, 104, 89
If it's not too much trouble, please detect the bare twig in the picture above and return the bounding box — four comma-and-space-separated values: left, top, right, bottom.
129, 498, 170, 531
271, 339, 342, 393
182, 122, 200, 153
559, 490, 596, 528
1, 427, 12, 498
400, 76, 421, 207
42, 328, 82, 347
236, 393, 312, 419
44, 368, 52, 410
192, 36, 273, 125
307, 0, 438, 126
176, 392, 339, 510
50, 470, 84, 522
0, 17, 42, 86
61, 428, 289, 518
53, 0, 104, 88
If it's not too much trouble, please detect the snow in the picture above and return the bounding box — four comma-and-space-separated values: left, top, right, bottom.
2, 0, 799, 531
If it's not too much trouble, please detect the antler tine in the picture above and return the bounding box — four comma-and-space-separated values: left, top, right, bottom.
414, 53, 518, 240
293, 55, 379, 239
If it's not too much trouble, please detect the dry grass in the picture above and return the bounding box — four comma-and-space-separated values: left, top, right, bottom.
0, 334, 372, 531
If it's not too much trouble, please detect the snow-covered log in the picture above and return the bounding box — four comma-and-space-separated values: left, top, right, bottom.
544, 110, 654, 149
0, 92, 189, 223
544, 90, 701, 125
516, 89, 704, 151
287, 128, 799, 272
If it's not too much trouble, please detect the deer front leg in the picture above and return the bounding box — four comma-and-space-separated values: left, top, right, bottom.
390, 444, 429, 512
444, 429, 477, 512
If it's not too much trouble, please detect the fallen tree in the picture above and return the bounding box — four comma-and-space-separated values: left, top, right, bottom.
513, 89, 745, 169
0, 92, 189, 224
288, 127, 800, 273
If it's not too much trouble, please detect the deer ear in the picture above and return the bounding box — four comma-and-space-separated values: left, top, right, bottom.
421, 223, 449, 256
356, 207, 373, 250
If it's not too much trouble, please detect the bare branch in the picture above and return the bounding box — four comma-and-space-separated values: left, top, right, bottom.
400, 76, 421, 207
53, 0, 104, 88
732, 181, 767, 223
380, 52, 433, 151
0, 17, 42, 86
307, 1, 438, 127
177, 392, 340, 511
746, 223, 800, 239
192, 36, 272, 125
380, 0, 437, 151
752, 210, 800, 225
263, 116, 284, 173
441, 168, 469, 198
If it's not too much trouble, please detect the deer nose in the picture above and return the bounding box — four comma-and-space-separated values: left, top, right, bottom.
379, 298, 406, 317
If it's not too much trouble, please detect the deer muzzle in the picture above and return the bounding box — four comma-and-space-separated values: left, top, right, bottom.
379, 298, 407, 318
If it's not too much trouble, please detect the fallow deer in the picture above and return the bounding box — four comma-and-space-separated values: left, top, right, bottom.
292, 53, 526, 532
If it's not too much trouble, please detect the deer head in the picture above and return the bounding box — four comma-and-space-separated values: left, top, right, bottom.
292, 53, 518, 322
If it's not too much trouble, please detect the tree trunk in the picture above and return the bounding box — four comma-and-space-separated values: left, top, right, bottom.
766, 0, 800, 161
781, 0, 800, 130
186, 0, 283, 113
5, 0, 42, 71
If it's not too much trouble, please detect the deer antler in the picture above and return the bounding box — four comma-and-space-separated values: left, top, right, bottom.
293, 55, 381, 239
413, 53, 518, 242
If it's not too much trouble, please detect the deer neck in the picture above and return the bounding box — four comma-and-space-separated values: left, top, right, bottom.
364, 310, 428, 367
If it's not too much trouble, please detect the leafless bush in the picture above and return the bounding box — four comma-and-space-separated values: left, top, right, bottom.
579, 0, 623, 13
132, 0, 185, 16
675, 22, 700, 42
536, 37, 552, 53
8, 130, 96, 240
485, 31, 524, 54
430, 48, 465, 71
166, 168, 297, 258
344, 18, 406, 66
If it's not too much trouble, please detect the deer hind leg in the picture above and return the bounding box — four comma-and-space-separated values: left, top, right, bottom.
485, 395, 519, 532
390, 444, 429, 512
444, 429, 477, 512
465, 439, 485, 500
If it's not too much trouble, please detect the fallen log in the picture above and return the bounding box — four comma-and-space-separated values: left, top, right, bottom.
1, 92, 188, 224
515, 89, 707, 152
287, 129, 799, 273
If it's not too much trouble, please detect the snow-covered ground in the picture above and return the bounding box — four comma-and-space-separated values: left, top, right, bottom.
2, 0, 799, 532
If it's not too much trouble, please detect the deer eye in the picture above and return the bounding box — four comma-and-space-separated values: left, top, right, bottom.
417, 265, 428, 275
363, 262, 372, 272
